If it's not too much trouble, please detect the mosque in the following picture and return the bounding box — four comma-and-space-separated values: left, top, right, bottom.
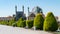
0, 5, 44, 21
15, 5, 44, 21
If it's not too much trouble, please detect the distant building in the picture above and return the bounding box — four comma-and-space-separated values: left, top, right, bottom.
15, 5, 26, 21
56, 16, 60, 24
0, 16, 13, 21
27, 6, 45, 20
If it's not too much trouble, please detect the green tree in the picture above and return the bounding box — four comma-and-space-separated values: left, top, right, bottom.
8, 18, 15, 26
20, 20, 26, 27
34, 13, 44, 30
17, 17, 26, 27
1, 20, 8, 25
26, 20, 33, 28
43, 12, 58, 31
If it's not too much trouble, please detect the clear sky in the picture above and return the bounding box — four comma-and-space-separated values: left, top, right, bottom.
0, 0, 60, 17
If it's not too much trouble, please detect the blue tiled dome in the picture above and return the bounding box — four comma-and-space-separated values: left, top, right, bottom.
32, 6, 43, 14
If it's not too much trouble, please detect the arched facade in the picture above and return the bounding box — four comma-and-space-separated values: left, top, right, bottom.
28, 6, 45, 20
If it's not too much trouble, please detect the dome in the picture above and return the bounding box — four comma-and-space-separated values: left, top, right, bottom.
32, 6, 43, 14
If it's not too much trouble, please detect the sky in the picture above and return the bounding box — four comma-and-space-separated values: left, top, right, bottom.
0, 0, 60, 17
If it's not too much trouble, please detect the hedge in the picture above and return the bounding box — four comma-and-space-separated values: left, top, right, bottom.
26, 20, 33, 28
17, 17, 26, 27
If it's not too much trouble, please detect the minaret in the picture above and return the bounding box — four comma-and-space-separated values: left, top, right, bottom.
28, 7, 29, 15
15, 5, 17, 21
22, 6, 24, 13
15, 5, 17, 13
27, 7, 29, 20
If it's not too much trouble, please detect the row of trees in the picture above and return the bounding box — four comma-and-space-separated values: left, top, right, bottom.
13, 12, 58, 31
34, 12, 58, 31
0, 12, 58, 31
0, 18, 15, 26
13, 18, 33, 28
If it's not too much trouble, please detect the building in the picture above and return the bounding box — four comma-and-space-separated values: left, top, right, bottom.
15, 5, 26, 21
27, 6, 45, 20
0, 16, 14, 21
56, 16, 60, 24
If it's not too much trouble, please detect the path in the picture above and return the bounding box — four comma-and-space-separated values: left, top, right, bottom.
0, 25, 53, 34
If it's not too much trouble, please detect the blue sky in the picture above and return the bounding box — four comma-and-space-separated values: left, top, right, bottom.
0, 0, 60, 17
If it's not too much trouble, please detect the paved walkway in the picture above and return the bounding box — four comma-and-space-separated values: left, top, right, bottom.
0, 25, 53, 34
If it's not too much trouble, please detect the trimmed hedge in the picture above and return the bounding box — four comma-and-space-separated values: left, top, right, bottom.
43, 12, 58, 31
34, 13, 44, 30
8, 18, 15, 26
20, 20, 26, 27
26, 20, 33, 28
12, 22, 17, 27
1, 20, 8, 25
17, 17, 26, 27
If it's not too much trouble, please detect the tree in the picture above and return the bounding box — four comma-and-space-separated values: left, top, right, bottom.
26, 20, 33, 28
1, 20, 8, 25
19, 20, 26, 27
43, 12, 58, 31
34, 13, 44, 30
17, 17, 26, 27
8, 18, 15, 26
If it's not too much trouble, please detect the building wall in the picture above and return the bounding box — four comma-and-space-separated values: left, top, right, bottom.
0, 17, 14, 21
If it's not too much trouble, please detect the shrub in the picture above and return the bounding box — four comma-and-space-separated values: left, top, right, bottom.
43, 12, 58, 31
34, 13, 44, 30
1, 20, 8, 25
17, 17, 26, 27
8, 18, 15, 26
12, 22, 17, 27
26, 20, 33, 28
20, 20, 26, 27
